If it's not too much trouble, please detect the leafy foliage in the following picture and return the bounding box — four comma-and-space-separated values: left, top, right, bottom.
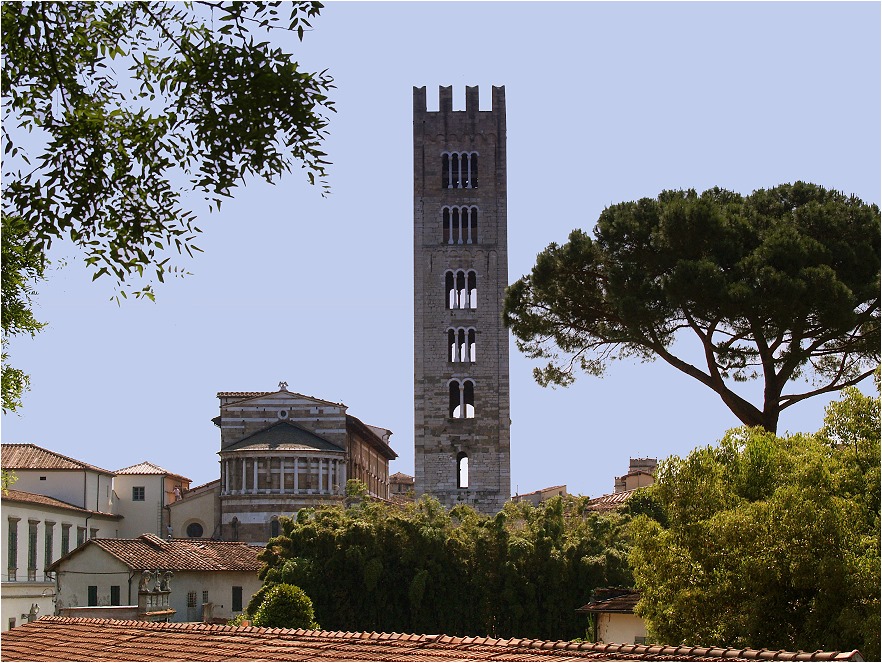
629, 387, 880, 656
1, 215, 47, 413
2, 1, 334, 301
251, 583, 319, 629
257, 492, 632, 640
504, 183, 880, 432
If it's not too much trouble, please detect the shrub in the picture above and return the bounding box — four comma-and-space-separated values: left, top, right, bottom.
251, 583, 320, 629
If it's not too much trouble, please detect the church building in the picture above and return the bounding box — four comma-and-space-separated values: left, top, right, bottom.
168, 383, 396, 545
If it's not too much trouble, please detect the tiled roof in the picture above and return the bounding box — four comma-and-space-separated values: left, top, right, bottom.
514, 485, 567, 498
217, 390, 343, 406
347, 415, 398, 460
1, 489, 121, 519
1, 443, 114, 475
47, 534, 260, 573
390, 472, 414, 482
576, 591, 641, 614
1, 618, 865, 662
114, 461, 191, 482
586, 488, 637, 512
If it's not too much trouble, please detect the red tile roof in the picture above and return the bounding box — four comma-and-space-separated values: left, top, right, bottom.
46, 534, 260, 573
1, 443, 114, 475
2, 489, 122, 519
576, 591, 641, 614
586, 488, 637, 512
216, 390, 343, 406
0, 618, 865, 662
114, 461, 191, 482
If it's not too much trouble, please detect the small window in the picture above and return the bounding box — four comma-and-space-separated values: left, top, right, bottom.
8, 618, 15, 630
232, 586, 243, 612
457, 453, 469, 489
110, 585, 121, 606
39, 476, 46, 481
132, 486, 145, 501
89, 528, 98, 540
270, 518, 280, 538
202, 590, 209, 604
61, 524, 71, 556
186, 522, 204, 538
76, 527, 86, 547
187, 591, 197, 608
87, 585, 98, 607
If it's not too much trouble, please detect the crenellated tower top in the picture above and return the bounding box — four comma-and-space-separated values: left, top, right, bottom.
413, 85, 505, 116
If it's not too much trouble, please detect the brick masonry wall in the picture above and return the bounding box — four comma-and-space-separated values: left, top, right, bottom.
413, 86, 511, 514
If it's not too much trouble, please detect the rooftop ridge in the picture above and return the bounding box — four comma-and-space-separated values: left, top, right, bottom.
6, 618, 863, 661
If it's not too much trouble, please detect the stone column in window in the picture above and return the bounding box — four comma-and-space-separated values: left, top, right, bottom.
252, 458, 258, 494
242, 459, 247, 494
318, 458, 324, 493
280, 458, 286, 494
294, 458, 300, 492
466, 154, 472, 189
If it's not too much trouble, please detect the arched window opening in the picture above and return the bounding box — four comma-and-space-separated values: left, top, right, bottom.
270, 518, 280, 538
447, 327, 476, 363
445, 271, 456, 309
442, 152, 479, 189
445, 270, 477, 309
449, 379, 476, 419
442, 207, 478, 245
457, 453, 469, 489
185, 522, 204, 538
443, 208, 451, 244
230, 517, 239, 542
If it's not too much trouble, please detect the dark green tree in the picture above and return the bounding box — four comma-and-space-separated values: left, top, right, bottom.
629, 386, 880, 656
1, 215, 46, 413
1, 1, 334, 409
257, 490, 632, 640
504, 183, 880, 433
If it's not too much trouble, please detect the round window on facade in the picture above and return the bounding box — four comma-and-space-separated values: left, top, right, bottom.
186, 522, 204, 538
278, 410, 289, 419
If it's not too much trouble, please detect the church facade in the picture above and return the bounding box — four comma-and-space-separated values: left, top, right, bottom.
412, 86, 511, 514
168, 384, 396, 545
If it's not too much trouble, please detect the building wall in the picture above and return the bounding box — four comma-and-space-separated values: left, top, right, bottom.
168, 482, 221, 540
10, 470, 113, 513
171, 570, 261, 623
413, 85, 511, 514
218, 392, 348, 451
113, 474, 165, 538
53, 545, 132, 611
598, 613, 648, 645
1, 500, 121, 631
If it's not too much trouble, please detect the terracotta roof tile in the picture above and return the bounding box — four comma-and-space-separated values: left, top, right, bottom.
0, 618, 866, 662
114, 461, 191, 482
2, 489, 122, 519
47, 534, 260, 573
585, 488, 638, 512
1, 443, 114, 474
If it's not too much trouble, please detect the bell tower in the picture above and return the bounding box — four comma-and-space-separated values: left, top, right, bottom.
413, 85, 511, 514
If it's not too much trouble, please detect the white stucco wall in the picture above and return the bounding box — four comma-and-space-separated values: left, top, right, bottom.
598, 612, 648, 645
170, 570, 261, 622
1, 500, 119, 631
114, 475, 165, 538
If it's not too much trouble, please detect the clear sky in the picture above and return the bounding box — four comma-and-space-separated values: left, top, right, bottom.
3, 1, 880, 498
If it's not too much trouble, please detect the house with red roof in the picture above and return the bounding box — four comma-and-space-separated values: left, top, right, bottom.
47, 533, 261, 623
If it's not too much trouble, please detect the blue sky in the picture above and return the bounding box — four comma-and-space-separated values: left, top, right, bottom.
3, 2, 880, 498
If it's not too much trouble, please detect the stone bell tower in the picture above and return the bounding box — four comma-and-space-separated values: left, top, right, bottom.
413, 85, 511, 514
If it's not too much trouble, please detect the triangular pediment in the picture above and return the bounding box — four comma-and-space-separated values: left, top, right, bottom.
221, 421, 344, 454
218, 389, 345, 410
